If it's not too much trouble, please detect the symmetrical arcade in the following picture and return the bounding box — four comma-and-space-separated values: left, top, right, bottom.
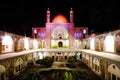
0, 8, 120, 80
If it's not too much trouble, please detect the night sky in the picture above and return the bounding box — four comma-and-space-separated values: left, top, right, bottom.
0, 0, 120, 37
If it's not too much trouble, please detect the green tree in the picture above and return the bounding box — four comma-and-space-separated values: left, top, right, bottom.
36, 57, 54, 67
64, 71, 69, 80
67, 56, 76, 63
69, 72, 73, 80
51, 73, 56, 80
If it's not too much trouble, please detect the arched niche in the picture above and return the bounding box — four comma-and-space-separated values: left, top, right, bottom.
33, 39, 38, 49
90, 38, 95, 50
58, 41, 63, 47
17, 38, 24, 51
38, 52, 43, 59
115, 35, 120, 53
95, 38, 100, 51
43, 52, 50, 57
42, 40, 46, 48
93, 57, 101, 74
69, 52, 75, 56
2, 35, 14, 53
82, 40, 87, 49
51, 26, 69, 39
74, 40, 80, 49
108, 64, 120, 79
76, 52, 82, 60
104, 34, 115, 52
0, 65, 6, 73
17, 37, 30, 51
15, 58, 23, 73
0, 65, 6, 80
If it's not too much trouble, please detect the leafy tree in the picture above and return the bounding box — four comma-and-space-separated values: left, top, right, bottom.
69, 72, 73, 80
51, 73, 56, 79
64, 71, 69, 80
67, 56, 76, 63
36, 57, 54, 67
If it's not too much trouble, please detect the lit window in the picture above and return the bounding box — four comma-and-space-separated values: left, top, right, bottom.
83, 29, 86, 34
34, 29, 37, 33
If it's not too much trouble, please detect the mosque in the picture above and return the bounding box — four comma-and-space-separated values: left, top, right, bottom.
32, 8, 88, 49
0, 8, 120, 80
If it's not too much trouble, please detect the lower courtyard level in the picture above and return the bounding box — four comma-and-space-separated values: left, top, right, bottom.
0, 49, 120, 80
14, 61, 103, 80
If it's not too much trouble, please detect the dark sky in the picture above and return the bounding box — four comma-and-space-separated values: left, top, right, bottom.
0, 0, 120, 37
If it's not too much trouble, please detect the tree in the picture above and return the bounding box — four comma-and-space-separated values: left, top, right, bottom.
69, 72, 73, 80
36, 57, 54, 67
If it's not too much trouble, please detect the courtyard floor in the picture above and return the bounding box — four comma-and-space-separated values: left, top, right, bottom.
30, 61, 103, 80
14, 61, 104, 80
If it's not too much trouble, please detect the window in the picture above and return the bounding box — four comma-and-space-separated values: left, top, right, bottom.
112, 74, 116, 80
34, 29, 37, 33
83, 29, 86, 34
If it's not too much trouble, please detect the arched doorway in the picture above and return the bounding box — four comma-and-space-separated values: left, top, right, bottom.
93, 57, 101, 74
15, 58, 23, 73
0, 65, 6, 80
51, 26, 69, 48
58, 41, 63, 47
104, 35, 115, 52
2, 35, 13, 53
108, 64, 120, 80
76, 52, 82, 61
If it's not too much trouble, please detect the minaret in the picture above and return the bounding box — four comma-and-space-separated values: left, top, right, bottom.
69, 8, 74, 48
46, 8, 50, 23
70, 8, 73, 23
46, 8, 51, 48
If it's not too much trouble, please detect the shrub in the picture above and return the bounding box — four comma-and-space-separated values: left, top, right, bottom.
36, 57, 54, 67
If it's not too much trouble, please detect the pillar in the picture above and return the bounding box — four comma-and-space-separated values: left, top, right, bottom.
69, 8, 74, 49
104, 59, 108, 80
62, 52, 64, 61
13, 59, 16, 75
0, 37, 2, 54
46, 8, 51, 48
54, 52, 56, 61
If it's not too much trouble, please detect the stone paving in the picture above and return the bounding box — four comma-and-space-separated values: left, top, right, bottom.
31, 61, 103, 80
14, 61, 104, 80
52, 62, 103, 80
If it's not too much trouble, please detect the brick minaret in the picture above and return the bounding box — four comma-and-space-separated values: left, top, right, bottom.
46, 8, 51, 48
69, 8, 74, 48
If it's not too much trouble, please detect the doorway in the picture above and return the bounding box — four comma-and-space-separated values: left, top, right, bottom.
58, 41, 63, 47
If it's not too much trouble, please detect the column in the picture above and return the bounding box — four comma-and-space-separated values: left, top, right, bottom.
62, 52, 64, 61
13, 59, 16, 75
54, 52, 56, 61
104, 59, 108, 80
5, 60, 9, 80
67, 52, 69, 61
0, 37, 2, 54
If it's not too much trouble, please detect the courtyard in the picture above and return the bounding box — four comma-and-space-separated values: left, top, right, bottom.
14, 61, 103, 80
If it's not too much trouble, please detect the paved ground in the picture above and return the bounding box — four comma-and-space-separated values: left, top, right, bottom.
14, 61, 104, 80
74, 62, 103, 80
52, 62, 103, 80
30, 61, 103, 80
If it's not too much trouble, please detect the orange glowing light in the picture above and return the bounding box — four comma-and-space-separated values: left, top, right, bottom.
52, 14, 68, 23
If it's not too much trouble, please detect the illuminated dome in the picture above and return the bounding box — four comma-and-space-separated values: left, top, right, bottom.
52, 14, 68, 23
